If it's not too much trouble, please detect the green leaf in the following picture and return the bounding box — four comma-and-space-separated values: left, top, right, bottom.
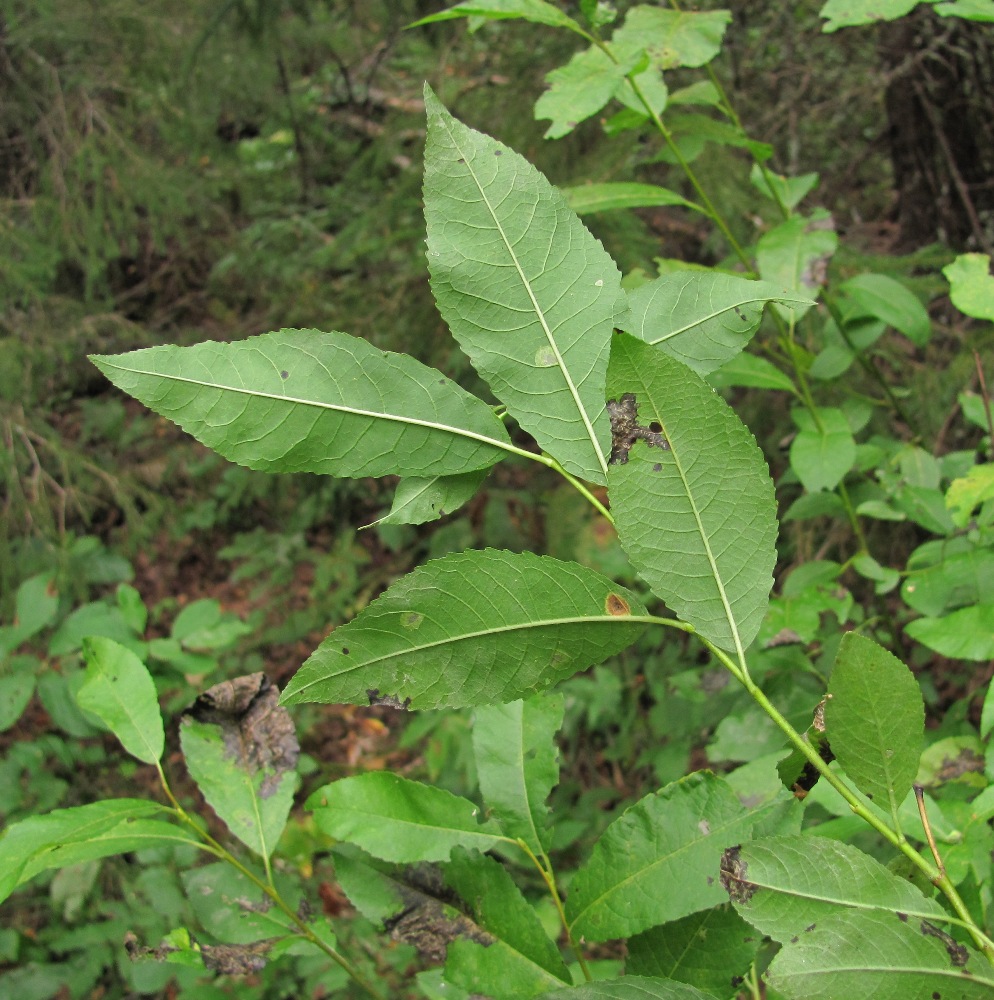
281, 549, 647, 710
905, 603, 994, 660
473, 693, 564, 854
706, 352, 797, 393
92, 329, 511, 480
947, 463, 994, 527
0, 800, 194, 905
535, 46, 634, 140
179, 673, 299, 858
424, 86, 623, 484
749, 164, 819, 210
721, 836, 944, 943
789, 407, 855, 492
538, 980, 721, 1000
621, 274, 813, 375
0, 656, 36, 732
306, 773, 504, 863
839, 274, 931, 347
565, 772, 759, 941
935, 0, 994, 20
756, 212, 838, 318
77, 637, 164, 764
825, 633, 924, 817
627, 905, 758, 997
373, 469, 489, 527
944, 254, 994, 320
607, 335, 778, 654
409, 0, 584, 31
563, 183, 702, 216
820, 0, 925, 32
611, 8, 732, 69
901, 540, 994, 616
13, 572, 59, 640
444, 849, 571, 992
767, 908, 994, 998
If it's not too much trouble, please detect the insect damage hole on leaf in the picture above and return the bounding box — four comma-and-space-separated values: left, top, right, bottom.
607, 392, 669, 465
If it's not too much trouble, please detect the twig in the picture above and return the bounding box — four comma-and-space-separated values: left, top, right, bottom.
914, 784, 946, 882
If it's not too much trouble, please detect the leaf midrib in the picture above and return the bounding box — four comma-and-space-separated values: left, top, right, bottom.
647, 293, 809, 346
435, 115, 609, 478
96, 360, 518, 458
288, 613, 654, 700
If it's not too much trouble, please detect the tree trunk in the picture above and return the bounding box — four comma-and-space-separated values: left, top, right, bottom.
879, 14, 994, 254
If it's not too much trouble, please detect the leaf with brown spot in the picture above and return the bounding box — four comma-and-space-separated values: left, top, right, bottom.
181, 673, 300, 858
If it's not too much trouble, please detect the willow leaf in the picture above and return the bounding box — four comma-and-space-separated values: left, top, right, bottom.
91, 329, 511, 479
372, 470, 489, 527
721, 836, 944, 944
281, 549, 647, 710
607, 335, 777, 654
424, 85, 623, 484
767, 908, 994, 999
622, 273, 813, 375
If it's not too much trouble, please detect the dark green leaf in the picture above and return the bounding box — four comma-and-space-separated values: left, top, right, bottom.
307, 773, 505, 863
825, 633, 924, 817
538, 976, 721, 999
627, 905, 757, 997
444, 848, 571, 992
282, 549, 647, 710
424, 86, 623, 484
92, 329, 512, 479
607, 335, 777, 653
840, 274, 931, 346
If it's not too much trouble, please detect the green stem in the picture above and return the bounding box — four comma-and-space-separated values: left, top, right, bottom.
547, 457, 615, 523
515, 839, 593, 983
688, 646, 994, 964
155, 765, 389, 1000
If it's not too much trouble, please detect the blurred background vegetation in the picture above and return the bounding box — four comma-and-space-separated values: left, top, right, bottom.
1, 1, 991, 997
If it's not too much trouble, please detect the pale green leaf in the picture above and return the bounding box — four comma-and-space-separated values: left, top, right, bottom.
820, 0, 925, 32
767, 908, 994, 998
373, 469, 488, 527
825, 633, 924, 817
622, 273, 813, 375
444, 848, 571, 992
0, 657, 36, 732
281, 549, 648, 710
535, 46, 633, 140
627, 905, 757, 997
905, 603, 994, 660
789, 407, 855, 492
936, 0, 994, 20
539, 979, 721, 1000
565, 772, 758, 941
563, 183, 701, 216
611, 8, 732, 69
756, 212, 838, 318
749, 165, 819, 210
722, 836, 944, 943
78, 636, 164, 764
179, 674, 299, 858
607, 335, 777, 654
409, 0, 584, 30
306, 773, 504, 862
473, 693, 564, 854
944, 254, 994, 320
0, 800, 194, 905
840, 274, 931, 346
14, 572, 59, 640
946, 463, 994, 527
91, 329, 511, 479
706, 352, 797, 393
613, 65, 669, 118
424, 86, 622, 484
